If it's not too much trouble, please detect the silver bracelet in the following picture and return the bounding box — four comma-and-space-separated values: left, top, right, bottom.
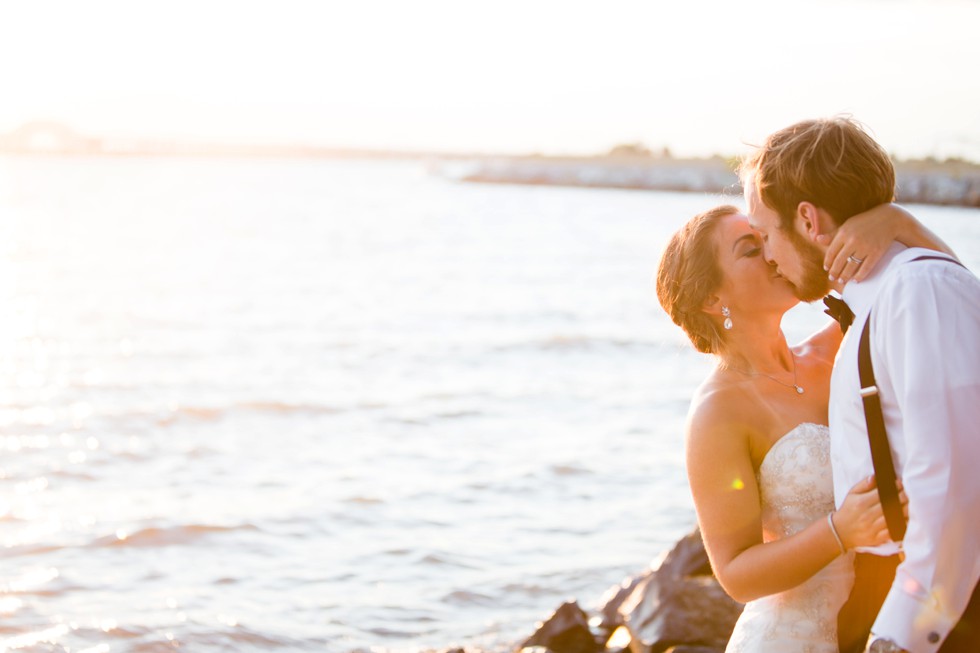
827, 512, 846, 555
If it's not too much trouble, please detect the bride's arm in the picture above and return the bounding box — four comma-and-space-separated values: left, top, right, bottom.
822, 203, 957, 284
686, 397, 890, 603
808, 203, 955, 356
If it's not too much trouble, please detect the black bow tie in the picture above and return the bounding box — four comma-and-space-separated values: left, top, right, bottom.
823, 295, 855, 335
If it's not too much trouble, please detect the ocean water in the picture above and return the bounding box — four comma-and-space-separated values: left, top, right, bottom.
0, 157, 977, 653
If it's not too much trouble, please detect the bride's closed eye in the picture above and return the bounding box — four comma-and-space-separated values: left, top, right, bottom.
736, 241, 762, 258
732, 233, 762, 258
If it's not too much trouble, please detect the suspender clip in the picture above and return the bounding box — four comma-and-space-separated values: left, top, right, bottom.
859, 385, 879, 398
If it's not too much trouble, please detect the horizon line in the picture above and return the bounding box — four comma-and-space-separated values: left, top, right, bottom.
0, 121, 977, 166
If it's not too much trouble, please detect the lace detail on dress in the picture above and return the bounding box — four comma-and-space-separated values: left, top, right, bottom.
725, 423, 854, 653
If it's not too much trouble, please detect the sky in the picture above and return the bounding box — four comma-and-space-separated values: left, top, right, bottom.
2, 0, 979, 159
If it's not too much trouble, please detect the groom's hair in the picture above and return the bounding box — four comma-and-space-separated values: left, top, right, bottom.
739, 117, 895, 231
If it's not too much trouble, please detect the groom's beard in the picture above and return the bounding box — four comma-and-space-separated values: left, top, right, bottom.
788, 229, 831, 302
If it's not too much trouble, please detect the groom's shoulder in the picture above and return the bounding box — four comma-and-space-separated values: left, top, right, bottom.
875, 248, 980, 320
888, 246, 956, 273
880, 247, 977, 293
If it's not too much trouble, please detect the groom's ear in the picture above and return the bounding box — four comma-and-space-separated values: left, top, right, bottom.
795, 201, 837, 244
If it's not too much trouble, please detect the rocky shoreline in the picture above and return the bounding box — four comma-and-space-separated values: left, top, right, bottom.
429, 527, 743, 653
433, 156, 980, 207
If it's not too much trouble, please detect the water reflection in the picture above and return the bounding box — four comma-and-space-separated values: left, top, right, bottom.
0, 157, 977, 652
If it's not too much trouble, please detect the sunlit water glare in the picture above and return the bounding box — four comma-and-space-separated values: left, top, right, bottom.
1, 157, 977, 652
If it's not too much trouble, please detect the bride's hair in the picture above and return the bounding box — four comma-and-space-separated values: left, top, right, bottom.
656, 205, 739, 354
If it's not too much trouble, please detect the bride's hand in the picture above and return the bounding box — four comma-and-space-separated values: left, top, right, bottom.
832, 475, 908, 549
817, 203, 915, 285
897, 478, 909, 520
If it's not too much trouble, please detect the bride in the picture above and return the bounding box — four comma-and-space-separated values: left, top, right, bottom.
655, 203, 951, 652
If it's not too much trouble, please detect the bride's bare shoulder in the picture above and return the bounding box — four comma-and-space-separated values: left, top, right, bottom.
685, 372, 761, 450
683, 374, 764, 492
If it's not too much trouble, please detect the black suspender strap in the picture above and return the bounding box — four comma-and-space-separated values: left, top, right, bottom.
856, 254, 967, 543
857, 317, 906, 541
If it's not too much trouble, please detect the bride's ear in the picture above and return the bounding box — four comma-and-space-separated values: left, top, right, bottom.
702, 294, 723, 317
796, 202, 837, 243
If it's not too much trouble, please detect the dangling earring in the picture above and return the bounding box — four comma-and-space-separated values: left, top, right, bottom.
722, 306, 733, 330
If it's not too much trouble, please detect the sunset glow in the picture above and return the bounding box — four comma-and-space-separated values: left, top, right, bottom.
1, 0, 979, 159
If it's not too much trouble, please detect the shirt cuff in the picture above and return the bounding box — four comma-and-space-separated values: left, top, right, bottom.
872, 582, 957, 653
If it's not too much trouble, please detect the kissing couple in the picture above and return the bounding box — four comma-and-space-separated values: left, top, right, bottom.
656, 117, 979, 653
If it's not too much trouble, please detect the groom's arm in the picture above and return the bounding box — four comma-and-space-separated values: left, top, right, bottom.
869, 260, 980, 652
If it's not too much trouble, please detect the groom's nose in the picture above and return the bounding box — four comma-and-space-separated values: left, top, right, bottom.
763, 245, 777, 266
759, 237, 773, 262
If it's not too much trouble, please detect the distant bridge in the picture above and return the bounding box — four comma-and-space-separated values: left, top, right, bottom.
0, 121, 103, 154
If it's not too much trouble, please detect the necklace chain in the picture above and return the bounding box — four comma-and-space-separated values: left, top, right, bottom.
727, 351, 805, 395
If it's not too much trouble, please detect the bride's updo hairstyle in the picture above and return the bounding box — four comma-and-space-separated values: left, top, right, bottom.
656, 205, 739, 354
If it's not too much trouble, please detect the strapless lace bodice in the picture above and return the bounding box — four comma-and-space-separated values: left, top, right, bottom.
758, 422, 836, 542
726, 423, 854, 653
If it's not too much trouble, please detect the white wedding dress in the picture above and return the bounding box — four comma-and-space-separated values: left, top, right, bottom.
725, 423, 855, 653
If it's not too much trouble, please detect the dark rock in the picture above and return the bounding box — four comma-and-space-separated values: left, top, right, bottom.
519, 601, 599, 653
596, 572, 649, 632
601, 625, 635, 653
622, 574, 741, 653
597, 527, 713, 635
656, 528, 713, 579
523, 528, 738, 653
618, 528, 742, 653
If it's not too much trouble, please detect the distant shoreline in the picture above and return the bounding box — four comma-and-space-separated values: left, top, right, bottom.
431, 154, 980, 208
3, 128, 978, 207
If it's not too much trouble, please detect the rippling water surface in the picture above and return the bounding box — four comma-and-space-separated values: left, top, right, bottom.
1, 157, 977, 652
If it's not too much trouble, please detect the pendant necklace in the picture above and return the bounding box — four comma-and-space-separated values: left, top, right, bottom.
728, 350, 805, 395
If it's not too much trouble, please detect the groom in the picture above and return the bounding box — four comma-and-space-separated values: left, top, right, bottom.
739, 117, 980, 653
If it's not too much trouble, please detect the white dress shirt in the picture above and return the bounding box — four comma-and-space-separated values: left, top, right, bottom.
829, 243, 980, 653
